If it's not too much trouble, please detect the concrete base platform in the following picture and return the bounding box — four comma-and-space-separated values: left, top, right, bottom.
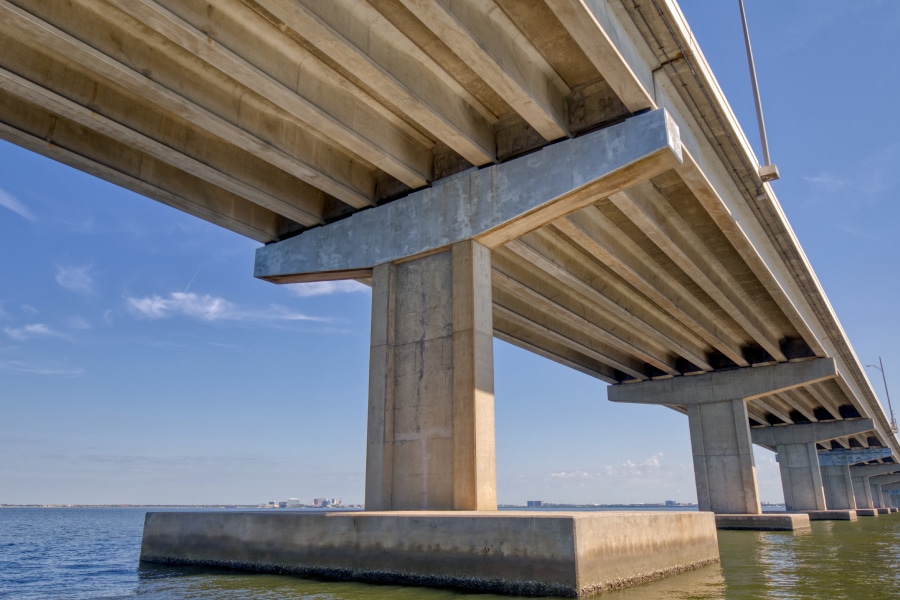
856, 509, 878, 517
877, 508, 891, 514
800, 510, 858, 521
715, 514, 810, 531
140, 511, 719, 597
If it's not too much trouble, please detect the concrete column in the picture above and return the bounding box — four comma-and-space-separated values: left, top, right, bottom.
850, 464, 899, 509
750, 420, 872, 512
821, 465, 856, 510
608, 358, 837, 514
687, 398, 760, 514
871, 482, 885, 508
776, 443, 826, 511
365, 241, 496, 511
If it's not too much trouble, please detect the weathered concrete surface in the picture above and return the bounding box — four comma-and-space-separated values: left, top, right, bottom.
800, 510, 858, 521
714, 514, 810, 532
821, 465, 857, 510
366, 242, 496, 510
856, 509, 878, 517
877, 508, 891, 515
254, 109, 682, 282
817, 448, 892, 465
851, 464, 900, 509
609, 360, 837, 514
140, 511, 720, 597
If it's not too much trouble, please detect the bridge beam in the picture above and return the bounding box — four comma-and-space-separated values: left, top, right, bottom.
751, 419, 873, 511
609, 359, 837, 514
365, 240, 496, 511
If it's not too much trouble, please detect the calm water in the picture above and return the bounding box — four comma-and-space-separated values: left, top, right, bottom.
2, 508, 900, 599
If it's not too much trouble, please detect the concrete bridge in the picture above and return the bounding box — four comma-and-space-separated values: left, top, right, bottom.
4, 0, 899, 593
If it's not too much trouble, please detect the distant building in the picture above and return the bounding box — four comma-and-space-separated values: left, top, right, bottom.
313, 498, 329, 507
665, 500, 677, 507
527, 500, 543, 508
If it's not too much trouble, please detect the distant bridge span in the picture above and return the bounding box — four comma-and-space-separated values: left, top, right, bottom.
2, 0, 897, 514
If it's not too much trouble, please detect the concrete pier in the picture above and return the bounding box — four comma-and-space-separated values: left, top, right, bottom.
140, 511, 720, 597
818, 448, 892, 510
609, 359, 837, 517
850, 463, 899, 509
751, 420, 872, 512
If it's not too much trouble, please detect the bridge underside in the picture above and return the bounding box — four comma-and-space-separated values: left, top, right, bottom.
1, 0, 896, 480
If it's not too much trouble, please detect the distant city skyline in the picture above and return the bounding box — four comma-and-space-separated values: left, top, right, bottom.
3, 0, 900, 506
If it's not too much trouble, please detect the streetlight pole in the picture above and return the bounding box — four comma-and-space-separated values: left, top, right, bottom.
866, 357, 897, 433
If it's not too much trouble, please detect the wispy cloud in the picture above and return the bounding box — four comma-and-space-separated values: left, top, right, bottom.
0, 188, 35, 221
65, 316, 92, 330
0, 360, 84, 376
3, 323, 69, 341
55, 265, 96, 295
549, 453, 674, 484
125, 291, 328, 323
287, 280, 370, 298
803, 172, 848, 187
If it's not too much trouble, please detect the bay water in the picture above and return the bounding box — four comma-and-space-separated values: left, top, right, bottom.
2, 507, 899, 599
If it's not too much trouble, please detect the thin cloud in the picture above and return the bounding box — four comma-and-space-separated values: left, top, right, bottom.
803, 172, 848, 187
0, 188, 35, 221
125, 291, 328, 323
0, 360, 84, 376
3, 323, 69, 341
65, 316, 92, 330
0, 302, 9, 320
287, 280, 370, 298
55, 265, 96, 295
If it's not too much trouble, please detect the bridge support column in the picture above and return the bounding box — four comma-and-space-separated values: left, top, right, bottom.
608, 358, 837, 514
820, 465, 856, 510
817, 448, 892, 510
750, 420, 872, 512
868, 474, 900, 511
871, 482, 886, 508
850, 464, 899, 509
365, 241, 496, 510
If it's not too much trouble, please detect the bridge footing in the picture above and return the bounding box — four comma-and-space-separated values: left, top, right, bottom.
856, 509, 879, 517
798, 510, 858, 521
140, 511, 719, 597
714, 514, 810, 531
876, 508, 891, 515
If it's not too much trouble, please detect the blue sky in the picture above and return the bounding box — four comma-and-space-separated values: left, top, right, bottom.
2, 0, 899, 506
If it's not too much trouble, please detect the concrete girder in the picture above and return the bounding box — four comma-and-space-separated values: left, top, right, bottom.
241, 0, 497, 166
502, 233, 713, 372
543, 0, 654, 113
0, 67, 326, 228
554, 209, 748, 367
489, 295, 647, 382
102, 0, 431, 188
0, 0, 376, 212
673, 153, 825, 359
607, 183, 787, 363
393, 0, 570, 141
254, 108, 681, 282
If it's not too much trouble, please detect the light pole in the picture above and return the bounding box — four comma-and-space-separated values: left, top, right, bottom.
866, 357, 897, 433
